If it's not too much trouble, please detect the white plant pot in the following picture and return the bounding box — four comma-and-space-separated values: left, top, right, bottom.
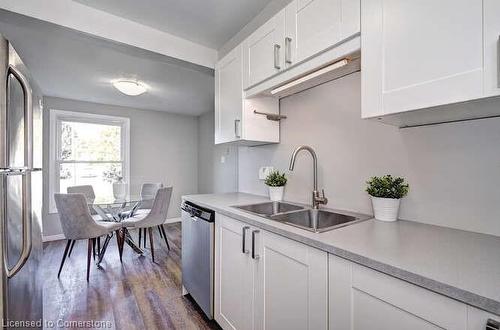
113, 182, 127, 200
371, 197, 401, 222
268, 186, 285, 202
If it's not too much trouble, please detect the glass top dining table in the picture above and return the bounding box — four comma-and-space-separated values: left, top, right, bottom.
88, 195, 153, 265
88, 195, 153, 222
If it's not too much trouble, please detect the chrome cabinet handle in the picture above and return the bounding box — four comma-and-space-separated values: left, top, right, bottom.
285, 37, 292, 64
4, 66, 33, 279
234, 119, 241, 138
274, 44, 281, 70
242, 226, 250, 254
487, 318, 500, 330
251, 230, 260, 260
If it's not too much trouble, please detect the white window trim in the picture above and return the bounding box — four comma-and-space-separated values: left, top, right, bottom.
48, 109, 130, 214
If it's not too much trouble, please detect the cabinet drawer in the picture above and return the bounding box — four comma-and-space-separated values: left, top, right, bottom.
351, 264, 467, 330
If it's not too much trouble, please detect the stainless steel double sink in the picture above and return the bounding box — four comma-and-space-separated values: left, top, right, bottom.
232, 201, 370, 233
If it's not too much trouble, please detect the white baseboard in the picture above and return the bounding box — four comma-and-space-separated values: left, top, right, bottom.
42, 233, 65, 242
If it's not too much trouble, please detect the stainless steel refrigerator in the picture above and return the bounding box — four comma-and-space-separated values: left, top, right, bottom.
0, 34, 43, 327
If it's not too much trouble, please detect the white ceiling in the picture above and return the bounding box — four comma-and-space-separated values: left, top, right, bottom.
74, 0, 273, 49
0, 10, 215, 116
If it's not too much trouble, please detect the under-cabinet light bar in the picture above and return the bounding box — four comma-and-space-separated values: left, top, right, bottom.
270, 59, 349, 95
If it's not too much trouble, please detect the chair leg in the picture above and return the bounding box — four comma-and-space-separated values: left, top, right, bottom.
92, 238, 96, 260
161, 225, 170, 250
97, 236, 101, 254
148, 227, 155, 263
87, 239, 93, 282
158, 226, 163, 239
115, 230, 123, 262
68, 239, 76, 258
57, 240, 72, 278
138, 228, 142, 248
143, 228, 147, 248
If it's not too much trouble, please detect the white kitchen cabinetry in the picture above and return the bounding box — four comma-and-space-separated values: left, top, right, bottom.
242, 0, 360, 92
254, 230, 328, 330
329, 254, 500, 330
243, 10, 286, 89
215, 214, 328, 330
285, 0, 359, 65
214, 214, 254, 330
361, 0, 484, 119
467, 306, 500, 330
215, 45, 279, 145
484, 0, 500, 97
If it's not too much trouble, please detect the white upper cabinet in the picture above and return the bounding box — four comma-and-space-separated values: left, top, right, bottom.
243, 0, 360, 91
243, 10, 286, 89
484, 0, 500, 97
215, 45, 279, 145
361, 0, 484, 118
285, 0, 359, 65
215, 46, 243, 144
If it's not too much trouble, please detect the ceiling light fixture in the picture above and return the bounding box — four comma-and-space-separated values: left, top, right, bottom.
112, 80, 147, 96
270, 59, 350, 95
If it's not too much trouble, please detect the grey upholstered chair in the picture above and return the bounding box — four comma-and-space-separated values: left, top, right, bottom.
66, 185, 103, 256
133, 183, 164, 247
122, 187, 172, 262
54, 193, 123, 281
67, 185, 95, 203
139, 183, 164, 210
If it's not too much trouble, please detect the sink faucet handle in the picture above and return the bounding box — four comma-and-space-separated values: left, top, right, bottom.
320, 189, 328, 205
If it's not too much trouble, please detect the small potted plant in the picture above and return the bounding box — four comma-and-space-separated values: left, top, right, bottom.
264, 170, 287, 201
366, 175, 409, 222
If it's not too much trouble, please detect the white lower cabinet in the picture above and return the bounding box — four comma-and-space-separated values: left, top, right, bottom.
329, 254, 500, 330
215, 214, 255, 330
215, 218, 500, 330
215, 214, 328, 330
254, 230, 328, 330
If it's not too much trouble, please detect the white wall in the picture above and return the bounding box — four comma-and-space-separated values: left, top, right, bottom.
42, 97, 199, 237
197, 111, 238, 193
238, 73, 500, 236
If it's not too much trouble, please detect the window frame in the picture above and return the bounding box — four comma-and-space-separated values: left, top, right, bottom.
48, 109, 130, 213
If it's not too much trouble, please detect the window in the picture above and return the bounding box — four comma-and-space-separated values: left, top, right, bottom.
49, 110, 130, 213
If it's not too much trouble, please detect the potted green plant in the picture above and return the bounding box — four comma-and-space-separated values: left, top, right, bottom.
264, 170, 287, 201
366, 175, 409, 222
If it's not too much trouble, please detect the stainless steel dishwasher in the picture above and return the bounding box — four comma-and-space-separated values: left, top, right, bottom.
181, 200, 215, 319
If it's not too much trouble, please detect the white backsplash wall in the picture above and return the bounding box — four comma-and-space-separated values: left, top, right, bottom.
238, 72, 500, 236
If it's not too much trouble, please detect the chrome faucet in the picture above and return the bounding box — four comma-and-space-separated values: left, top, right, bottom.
288, 145, 328, 209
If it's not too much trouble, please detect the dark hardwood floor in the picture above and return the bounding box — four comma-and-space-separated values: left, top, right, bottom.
42, 223, 220, 330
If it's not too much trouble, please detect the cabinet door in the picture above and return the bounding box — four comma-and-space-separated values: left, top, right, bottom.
244, 10, 285, 88
361, 0, 483, 118
215, 214, 254, 330
254, 230, 328, 330
329, 254, 467, 330
484, 0, 500, 97
215, 46, 243, 144
467, 306, 500, 330
286, 0, 342, 64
